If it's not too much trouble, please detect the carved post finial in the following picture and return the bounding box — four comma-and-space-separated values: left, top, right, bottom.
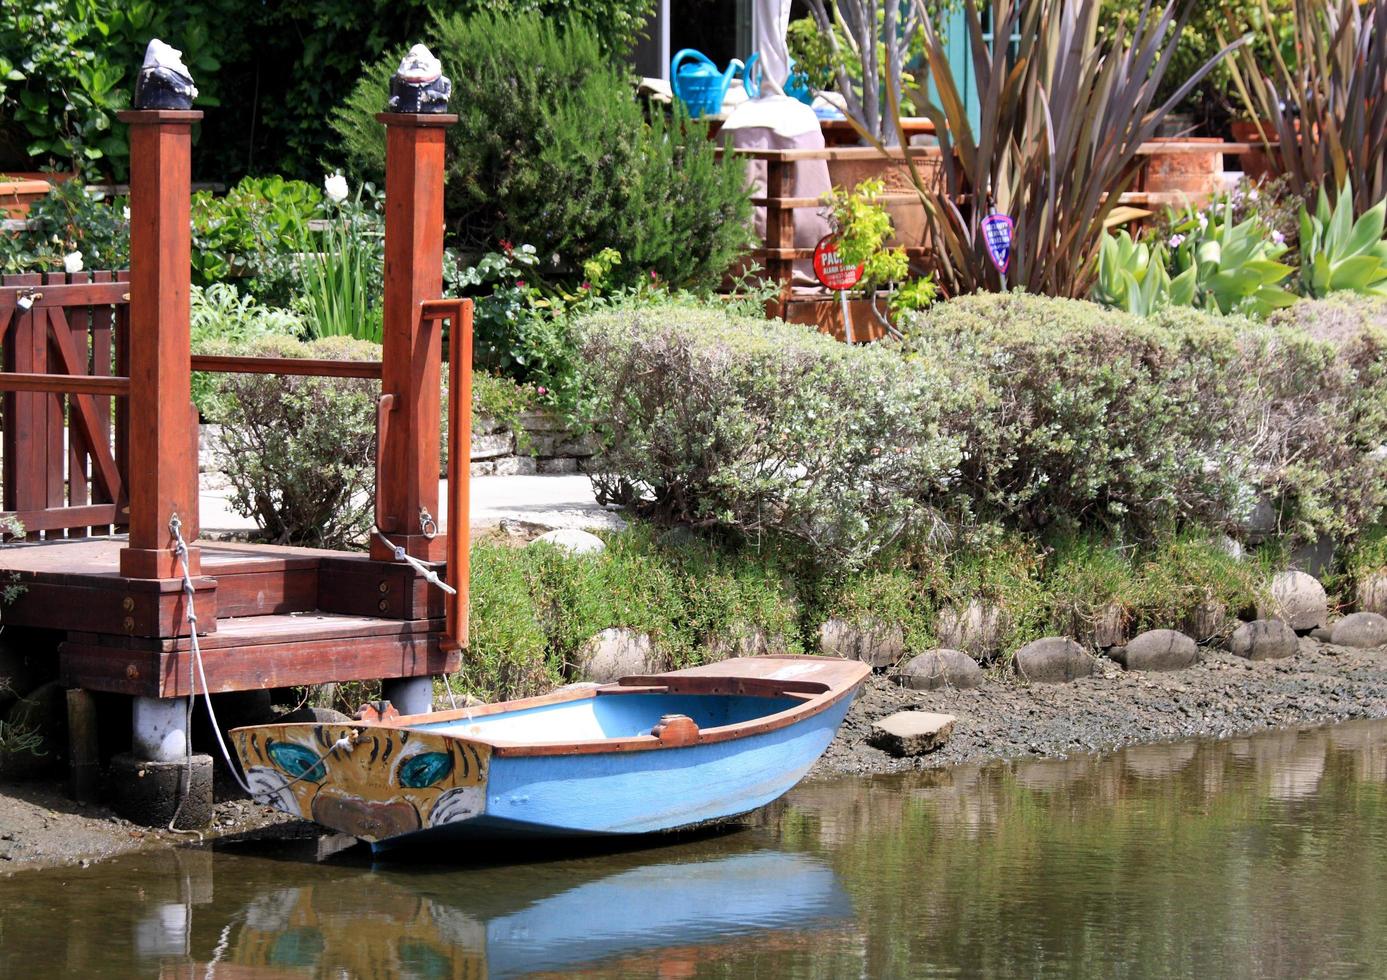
134, 39, 198, 111
387, 44, 452, 114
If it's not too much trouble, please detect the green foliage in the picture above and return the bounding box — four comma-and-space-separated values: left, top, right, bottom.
0, 0, 223, 176
205, 336, 381, 548
295, 189, 385, 343
462, 525, 802, 700
190, 176, 324, 291
1227, 0, 1387, 214
576, 306, 964, 569
1166, 200, 1297, 318
1298, 182, 1387, 298
471, 372, 539, 436
1093, 231, 1193, 316
906, 0, 1241, 297
189, 284, 304, 413
821, 178, 934, 331
334, 12, 750, 289
0, 179, 128, 274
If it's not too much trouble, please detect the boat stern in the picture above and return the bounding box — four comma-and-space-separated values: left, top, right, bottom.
231, 721, 491, 843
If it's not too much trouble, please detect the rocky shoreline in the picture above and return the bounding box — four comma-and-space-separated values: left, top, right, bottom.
815, 634, 1387, 776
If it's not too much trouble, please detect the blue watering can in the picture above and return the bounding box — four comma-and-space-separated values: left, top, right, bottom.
671, 49, 743, 118
743, 52, 815, 105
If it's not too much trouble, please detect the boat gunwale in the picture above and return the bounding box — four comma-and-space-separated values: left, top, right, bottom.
367, 656, 870, 758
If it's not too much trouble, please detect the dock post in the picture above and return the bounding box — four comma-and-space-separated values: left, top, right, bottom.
116, 105, 203, 580
110, 696, 212, 829
381, 675, 435, 716
369, 70, 457, 564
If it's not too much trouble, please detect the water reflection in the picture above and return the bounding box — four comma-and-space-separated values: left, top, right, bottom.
2, 720, 1386, 979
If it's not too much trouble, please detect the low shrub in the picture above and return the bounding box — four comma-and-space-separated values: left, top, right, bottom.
904, 293, 1257, 537
206, 336, 380, 549
576, 306, 964, 569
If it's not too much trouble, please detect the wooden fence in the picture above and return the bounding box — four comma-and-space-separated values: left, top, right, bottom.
0, 271, 131, 539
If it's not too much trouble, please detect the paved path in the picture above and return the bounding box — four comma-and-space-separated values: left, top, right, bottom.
199, 474, 626, 536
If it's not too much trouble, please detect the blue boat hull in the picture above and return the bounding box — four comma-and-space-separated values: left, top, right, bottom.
372, 692, 852, 848
232, 656, 870, 848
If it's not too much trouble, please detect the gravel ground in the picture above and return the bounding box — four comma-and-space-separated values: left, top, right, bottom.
815, 636, 1387, 776
4, 637, 1384, 874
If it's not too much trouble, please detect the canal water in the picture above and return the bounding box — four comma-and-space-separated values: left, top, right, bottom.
2, 720, 1385, 978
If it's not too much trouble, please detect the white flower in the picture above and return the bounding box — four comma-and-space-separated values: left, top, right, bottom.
1168, 233, 1185, 248
323, 172, 349, 204
122, 206, 130, 221
1248, 188, 1259, 201
63, 251, 84, 274
1271, 229, 1286, 246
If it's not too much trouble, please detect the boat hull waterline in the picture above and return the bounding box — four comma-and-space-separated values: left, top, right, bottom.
231, 656, 870, 847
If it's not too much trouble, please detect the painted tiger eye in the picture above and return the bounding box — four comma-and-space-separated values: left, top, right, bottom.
399, 751, 453, 789
268, 740, 327, 782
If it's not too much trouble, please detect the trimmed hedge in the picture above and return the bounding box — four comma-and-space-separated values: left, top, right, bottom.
576, 305, 964, 568
578, 294, 1387, 560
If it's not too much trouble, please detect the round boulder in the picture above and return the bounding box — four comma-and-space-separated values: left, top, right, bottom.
576, 627, 657, 683
893, 649, 983, 691
817, 618, 906, 669
1229, 619, 1299, 661
1330, 612, 1387, 650
936, 601, 1008, 661
1113, 629, 1200, 672
531, 528, 605, 556
1359, 572, 1387, 617
1013, 637, 1094, 684
1258, 571, 1329, 633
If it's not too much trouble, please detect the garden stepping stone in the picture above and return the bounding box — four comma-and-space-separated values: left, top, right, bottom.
1258, 570, 1329, 633
893, 649, 983, 691
869, 711, 955, 757
1112, 629, 1200, 672
1013, 637, 1094, 683
818, 618, 905, 669
1330, 612, 1387, 650
1229, 619, 1299, 661
576, 628, 657, 683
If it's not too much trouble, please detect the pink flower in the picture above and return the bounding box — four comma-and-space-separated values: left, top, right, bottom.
499, 239, 513, 254
537, 386, 548, 395
515, 279, 527, 289
580, 282, 592, 291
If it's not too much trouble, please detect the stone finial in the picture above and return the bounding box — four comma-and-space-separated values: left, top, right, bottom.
387, 44, 452, 114
134, 39, 198, 110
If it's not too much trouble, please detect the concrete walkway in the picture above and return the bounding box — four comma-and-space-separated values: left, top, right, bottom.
199, 473, 627, 537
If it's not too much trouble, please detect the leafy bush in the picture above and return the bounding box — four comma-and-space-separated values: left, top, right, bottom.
334, 11, 751, 289
904, 293, 1258, 536
575, 306, 963, 568
1165, 200, 1296, 318
190, 285, 304, 413
206, 336, 380, 548
0, 0, 222, 176
190, 176, 323, 291
0, 180, 128, 274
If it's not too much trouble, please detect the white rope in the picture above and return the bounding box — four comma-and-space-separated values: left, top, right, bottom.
369, 525, 457, 595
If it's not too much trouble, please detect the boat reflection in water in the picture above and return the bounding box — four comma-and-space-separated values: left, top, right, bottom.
135, 844, 852, 979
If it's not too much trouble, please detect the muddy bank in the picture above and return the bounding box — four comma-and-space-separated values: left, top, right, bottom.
816, 637, 1387, 776
0, 783, 307, 875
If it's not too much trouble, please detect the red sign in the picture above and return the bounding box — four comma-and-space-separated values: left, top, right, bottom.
813, 235, 864, 291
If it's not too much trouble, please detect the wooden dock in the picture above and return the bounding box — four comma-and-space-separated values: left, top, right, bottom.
0, 538, 456, 698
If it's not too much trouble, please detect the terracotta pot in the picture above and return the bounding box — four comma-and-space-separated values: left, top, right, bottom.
0, 172, 74, 221
1229, 120, 1276, 182
1142, 137, 1226, 206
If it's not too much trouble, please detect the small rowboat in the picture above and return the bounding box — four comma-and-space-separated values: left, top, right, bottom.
231, 655, 869, 850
